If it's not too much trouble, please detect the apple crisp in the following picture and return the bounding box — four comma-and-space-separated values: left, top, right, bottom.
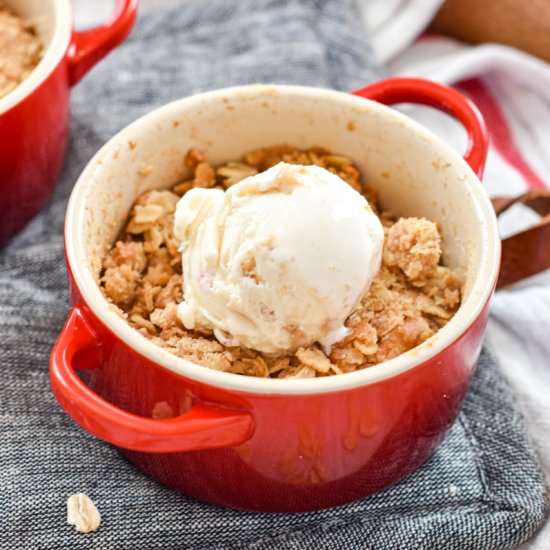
100, 146, 461, 378
0, 4, 43, 100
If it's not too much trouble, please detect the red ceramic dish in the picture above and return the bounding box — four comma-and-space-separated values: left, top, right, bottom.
50, 78, 500, 512
0, 0, 137, 246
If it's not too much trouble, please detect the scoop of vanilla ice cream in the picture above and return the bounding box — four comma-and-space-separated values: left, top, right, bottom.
173, 162, 383, 354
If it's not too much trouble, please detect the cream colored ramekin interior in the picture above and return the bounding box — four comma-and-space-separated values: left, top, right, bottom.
0, 0, 71, 115
65, 84, 500, 395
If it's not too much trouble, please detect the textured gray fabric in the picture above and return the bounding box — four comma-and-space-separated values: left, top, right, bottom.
0, 0, 548, 548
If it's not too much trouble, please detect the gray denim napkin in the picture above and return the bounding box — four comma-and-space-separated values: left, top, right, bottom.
0, 1, 548, 548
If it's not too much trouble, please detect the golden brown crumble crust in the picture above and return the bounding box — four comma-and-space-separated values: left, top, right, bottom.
100, 146, 461, 378
0, 4, 43, 99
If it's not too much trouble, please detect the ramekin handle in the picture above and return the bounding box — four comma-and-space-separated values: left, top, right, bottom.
352, 77, 489, 179
67, 0, 138, 86
50, 307, 254, 453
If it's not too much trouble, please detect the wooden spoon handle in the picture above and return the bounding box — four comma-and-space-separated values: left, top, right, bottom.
492, 190, 550, 288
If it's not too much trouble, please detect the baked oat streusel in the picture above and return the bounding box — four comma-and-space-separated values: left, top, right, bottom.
100, 146, 461, 378
0, 4, 43, 99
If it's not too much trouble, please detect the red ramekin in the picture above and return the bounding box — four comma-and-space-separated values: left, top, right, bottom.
50, 79, 500, 512
0, 0, 137, 246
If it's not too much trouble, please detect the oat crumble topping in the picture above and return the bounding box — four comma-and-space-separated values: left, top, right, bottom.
0, 4, 43, 100
100, 146, 461, 378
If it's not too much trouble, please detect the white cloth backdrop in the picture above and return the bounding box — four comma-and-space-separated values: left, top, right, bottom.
363, 2, 550, 548
74, 1, 550, 547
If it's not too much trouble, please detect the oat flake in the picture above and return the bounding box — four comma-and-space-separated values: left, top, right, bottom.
66, 493, 101, 534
